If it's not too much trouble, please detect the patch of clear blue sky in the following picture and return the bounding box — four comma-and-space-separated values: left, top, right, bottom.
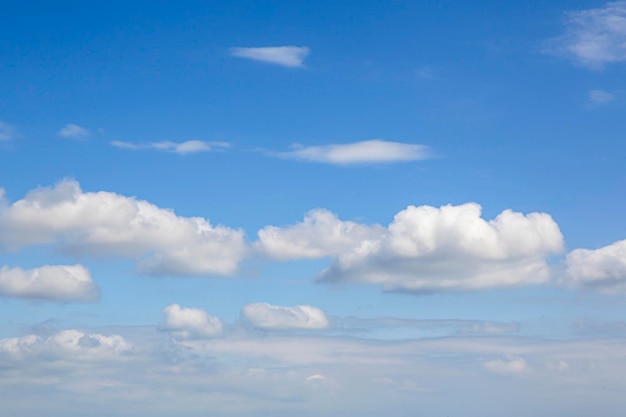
0, 0, 625, 334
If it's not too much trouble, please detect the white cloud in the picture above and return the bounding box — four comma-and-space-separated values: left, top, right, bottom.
57, 123, 90, 139
484, 357, 528, 374
564, 239, 626, 293
546, 1, 626, 69
256, 209, 385, 260
0, 329, 131, 362
230, 46, 310, 68
261, 203, 563, 292
324, 203, 563, 292
589, 89, 615, 104
111, 140, 230, 155
0, 180, 247, 276
161, 304, 223, 339
242, 303, 329, 330
0, 120, 16, 141
0, 264, 98, 302
275, 140, 431, 165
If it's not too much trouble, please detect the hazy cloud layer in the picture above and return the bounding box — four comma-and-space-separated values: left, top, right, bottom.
0, 180, 247, 276
564, 238, 626, 293
57, 123, 90, 139
275, 139, 431, 165
161, 304, 223, 339
0, 264, 98, 302
1, 322, 622, 417
242, 303, 329, 330
547, 1, 626, 69
111, 140, 230, 155
230, 46, 310, 67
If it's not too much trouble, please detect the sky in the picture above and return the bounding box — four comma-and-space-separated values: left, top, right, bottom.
1, 1, 626, 415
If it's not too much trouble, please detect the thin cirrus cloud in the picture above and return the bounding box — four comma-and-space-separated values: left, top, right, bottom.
242, 303, 329, 330
545, 1, 626, 69
0, 180, 247, 277
589, 89, 615, 105
160, 304, 224, 339
0, 264, 99, 302
57, 123, 90, 139
111, 140, 230, 155
258, 203, 564, 292
230, 46, 310, 68
274, 139, 432, 165
0, 120, 16, 141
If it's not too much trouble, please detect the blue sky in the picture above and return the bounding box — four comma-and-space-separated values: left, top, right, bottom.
1, 1, 626, 416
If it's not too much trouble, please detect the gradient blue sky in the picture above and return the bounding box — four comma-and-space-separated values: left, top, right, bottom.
1, 1, 626, 416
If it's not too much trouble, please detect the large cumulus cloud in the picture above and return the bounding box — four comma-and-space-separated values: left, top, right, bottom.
0, 180, 247, 276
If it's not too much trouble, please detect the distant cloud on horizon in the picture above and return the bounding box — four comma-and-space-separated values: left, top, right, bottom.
230, 46, 310, 68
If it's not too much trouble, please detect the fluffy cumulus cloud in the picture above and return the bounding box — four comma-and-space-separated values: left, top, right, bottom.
256, 209, 385, 260
160, 304, 223, 339
242, 303, 329, 330
264, 203, 563, 292
0, 264, 98, 302
0, 180, 247, 276
564, 239, 626, 293
275, 139, 431, 165
547, 1, 626, 69
57, 123, 90, 139
0, 329, 130, 362
230, 46, 310, 67
111, 140, 230, 155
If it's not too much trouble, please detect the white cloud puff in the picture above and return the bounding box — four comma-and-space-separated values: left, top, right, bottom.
242, 303, 329, 330
57, 123, 90, 139
161, 304, 223, 339
564, 239, 626, 293
276, 140, 431, 165
0, 329, 130, 361
230, 46, 309, 67
256, 209, 385, 260
265, 203, 563, 292
546, 1, 626, 69
0, 264, 98, 302
0, 180, 247, 276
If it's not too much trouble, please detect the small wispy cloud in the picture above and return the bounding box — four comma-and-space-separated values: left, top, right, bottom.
0, 120, 16, 141
111, 140, 230, 155
589, 89, 615, 105
57, 123, 90, 140
273, 139, 431, 165
545, 1, 626, 69
230, 46, 310, 68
